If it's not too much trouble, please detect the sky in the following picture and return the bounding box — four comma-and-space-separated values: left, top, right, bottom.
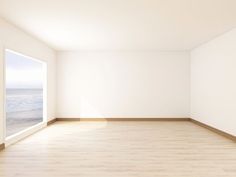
5, 50, 44, 89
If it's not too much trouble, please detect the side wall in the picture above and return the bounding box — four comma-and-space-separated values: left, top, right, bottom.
0, 18, 56, 144
57, 51, 190, 119
191, 29, 236, 136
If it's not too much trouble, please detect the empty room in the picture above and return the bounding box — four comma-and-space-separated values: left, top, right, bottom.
0, 0, 236, 176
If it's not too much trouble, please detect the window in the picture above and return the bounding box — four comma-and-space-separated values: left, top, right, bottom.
5, 50, 46, 137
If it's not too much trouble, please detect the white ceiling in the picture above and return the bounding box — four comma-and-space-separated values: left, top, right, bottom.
0, 0, 236, 51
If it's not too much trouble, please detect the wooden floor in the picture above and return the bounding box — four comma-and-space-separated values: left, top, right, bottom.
0, 121, 236, 177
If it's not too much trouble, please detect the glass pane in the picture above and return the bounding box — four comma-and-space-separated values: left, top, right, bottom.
5, 50, 44, 137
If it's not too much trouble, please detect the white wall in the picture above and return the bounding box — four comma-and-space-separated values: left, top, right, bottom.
191, 29, 236, 136
0, 18, 56, 144
57, 51, 190, 118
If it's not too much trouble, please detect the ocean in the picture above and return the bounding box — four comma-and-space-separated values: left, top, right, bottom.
6, 89, 43, 113
6, 88, 44, 136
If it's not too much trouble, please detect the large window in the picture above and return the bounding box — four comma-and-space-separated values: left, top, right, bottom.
5, 50, 46, 137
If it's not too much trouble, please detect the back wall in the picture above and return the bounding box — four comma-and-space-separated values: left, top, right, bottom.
57, 51, 190, 118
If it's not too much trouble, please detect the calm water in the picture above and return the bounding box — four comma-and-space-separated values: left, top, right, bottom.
6, 89, 44, 136
6, 89, 43, 113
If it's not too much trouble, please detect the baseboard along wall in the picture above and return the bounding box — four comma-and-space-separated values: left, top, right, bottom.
190, 119, 236, 142
56, 118, 190, 121
1, 117, 233, 152
47, 118, 57, 126
55, 117, 236, 142
0, 143, 5, 151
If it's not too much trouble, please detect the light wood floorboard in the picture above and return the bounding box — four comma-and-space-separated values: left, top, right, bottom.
0, 121, 236, 177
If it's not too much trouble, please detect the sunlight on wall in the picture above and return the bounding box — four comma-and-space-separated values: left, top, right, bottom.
78, 97, 108, 131
79, 97, 106, 119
